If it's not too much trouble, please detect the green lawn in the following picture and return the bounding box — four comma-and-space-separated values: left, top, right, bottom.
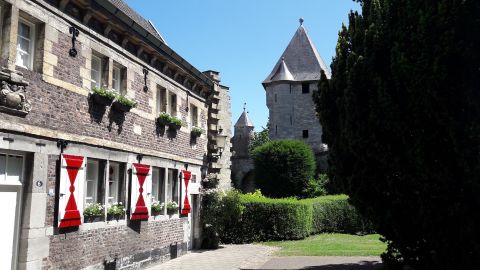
262, 233, 387, 256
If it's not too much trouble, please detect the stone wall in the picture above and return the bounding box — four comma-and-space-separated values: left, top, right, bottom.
215, 84, 232, 190
266, 82, 326, 170
42, 219, 186, 270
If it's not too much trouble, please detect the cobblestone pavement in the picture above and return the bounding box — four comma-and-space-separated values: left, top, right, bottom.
145, 244, 280, 270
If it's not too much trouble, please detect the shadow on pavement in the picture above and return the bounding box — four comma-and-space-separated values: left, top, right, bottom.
243, 261, 382, 270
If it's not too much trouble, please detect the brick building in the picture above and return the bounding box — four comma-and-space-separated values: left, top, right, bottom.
0, 0, 231, 269
262, 19, 330, 171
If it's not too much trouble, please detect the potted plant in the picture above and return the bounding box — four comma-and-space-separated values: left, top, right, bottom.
191, 127, 203, 138
168, 116, 182, 130
156, 112, 171, 126
83, 203, 104, 223
166, 201, 178, 215
151, 201, 164, 216
91, 87, 117, 106
112, 95, 137, 112
107, 202, 125, 221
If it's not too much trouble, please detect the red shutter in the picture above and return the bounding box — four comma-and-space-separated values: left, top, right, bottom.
58, 154, 85, 228
130, 163, 151, 220
180, 170, 191, 215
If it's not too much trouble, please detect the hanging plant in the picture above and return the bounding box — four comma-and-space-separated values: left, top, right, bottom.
156, 112, 171, 126
91, 87, 117, 106
168, 116, 182, 130
112, 95, 137, 112
191, 127, 203, 137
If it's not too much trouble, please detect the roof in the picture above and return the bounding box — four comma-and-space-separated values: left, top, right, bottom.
263, 23, 331, 87
269, 57, 294, 82
107, 0, 166, 44
235, 111, 254, 127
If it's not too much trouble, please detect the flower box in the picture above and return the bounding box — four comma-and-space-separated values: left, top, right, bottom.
191, 127, 203, 137
91, 87, 116, 106
84, 215, 104, 223
112, 95, 137, 112
156, 113, 171, 126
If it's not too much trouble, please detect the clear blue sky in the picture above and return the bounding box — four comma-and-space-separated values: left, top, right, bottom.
125, 0, 360, 131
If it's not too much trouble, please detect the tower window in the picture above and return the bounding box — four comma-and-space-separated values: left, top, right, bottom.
302, 83, 310, 94
275, 125, 278, 136
290, 115, 292, 125
302, 130, 309, 138
274, 94, 277, 102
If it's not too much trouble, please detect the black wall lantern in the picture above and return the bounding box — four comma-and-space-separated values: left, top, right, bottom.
136, 154, 144, 164
69, 26, 79, 57
143, 68, 149, 92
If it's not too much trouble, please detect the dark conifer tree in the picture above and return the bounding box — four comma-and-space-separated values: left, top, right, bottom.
314, 0, 480, 268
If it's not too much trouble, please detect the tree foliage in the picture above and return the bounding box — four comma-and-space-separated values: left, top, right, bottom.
252, 140, 317, 198
314, 0, 480, 269
248, 126, 271, 153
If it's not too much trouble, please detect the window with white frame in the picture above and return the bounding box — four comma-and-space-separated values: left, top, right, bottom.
91, 54, 103, 89
156, 86, 167, 115
85, 159, 105, 205
0, 153, 24, 183
151, 167, 165, 204
112, 62, 126, 95
169, 92, 177, 116
16, 19, 35, 69
107, 162, 125, 205
167, 168, 178, 203
190, 104, 198, 127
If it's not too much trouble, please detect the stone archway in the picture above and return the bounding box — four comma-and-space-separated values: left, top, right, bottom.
241, 170, 255, 193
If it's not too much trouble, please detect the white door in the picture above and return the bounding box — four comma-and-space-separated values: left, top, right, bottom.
0, 153, 24, 270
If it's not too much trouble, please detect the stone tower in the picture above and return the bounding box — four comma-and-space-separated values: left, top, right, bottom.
262, 19, 330, 170
231, 106, 255, 191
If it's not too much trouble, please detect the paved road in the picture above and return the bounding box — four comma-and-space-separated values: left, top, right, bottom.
145, 244, 382, 270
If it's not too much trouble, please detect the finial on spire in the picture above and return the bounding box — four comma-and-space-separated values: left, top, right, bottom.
281, 56, 285, 61
299, 17, 304, 25
243, 102, 246, 112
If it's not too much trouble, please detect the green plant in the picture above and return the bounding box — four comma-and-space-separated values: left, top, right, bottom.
92, 87, 117, 100
115, 95, 137, 108
151, 201, 164, 213
169, 116, 182, 127
206, 190, 373, 244
106, 202, 125, 217
314, 0, 480, 268
83, 203, 104, 217
252, 140, 316, 198
191, 127, 203, 136
157, 112, 171, 124
166, 201, 178, 213
248, 126, 270, 153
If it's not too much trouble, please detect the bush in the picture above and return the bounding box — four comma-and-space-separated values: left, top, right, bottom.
252, 140, 317, 198
208, 190, 373, 244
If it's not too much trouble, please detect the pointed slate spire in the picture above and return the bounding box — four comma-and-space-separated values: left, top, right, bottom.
263, 19, 331, 87
269, 57, 295, 82
235, 103, 254, 127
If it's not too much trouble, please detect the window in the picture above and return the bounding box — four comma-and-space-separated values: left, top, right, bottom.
190, 104, 198, 127
0, 153, 24, 183
302, 83, 310, 94
112, 62, 126, 95
191, 174, 197, 184
91, 54, 102, 89
290, 115, 292, 125
275, 125, 278, 136
85, 159, 105, 205
16, 19, 35, 69
303, 130, 309, 138
156, 86, 167, 115
169, 92, 177, 116
274, 94, 277, 102
151, 167, 165, 204
107, 162, 125, 205
167, 169, 178, 203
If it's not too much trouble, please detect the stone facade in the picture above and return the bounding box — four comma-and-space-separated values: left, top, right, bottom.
0, 0, 232, 269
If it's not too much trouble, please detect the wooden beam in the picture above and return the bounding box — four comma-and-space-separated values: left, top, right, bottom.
136, 47, 144, 58
121, 37, 129, 48
104, 23, 112, 36
150, 56, 158, 66
82, 10, 93, 25
59, 0, 70, 11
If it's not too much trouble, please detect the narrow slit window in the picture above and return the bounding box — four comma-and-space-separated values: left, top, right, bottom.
303, 130, 309, 138
302, 83, 310, 94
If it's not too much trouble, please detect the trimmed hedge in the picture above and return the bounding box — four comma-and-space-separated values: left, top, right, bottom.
214, 191, 373, 244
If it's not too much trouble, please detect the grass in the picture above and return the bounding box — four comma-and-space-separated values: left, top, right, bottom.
262, 233, 387, 256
